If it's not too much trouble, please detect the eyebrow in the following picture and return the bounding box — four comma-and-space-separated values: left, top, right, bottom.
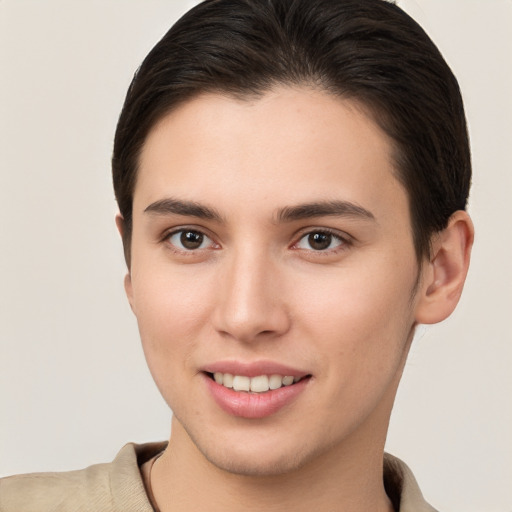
144, 197, 375, 224
276, 200, 375, 223
144, 198, 224, 222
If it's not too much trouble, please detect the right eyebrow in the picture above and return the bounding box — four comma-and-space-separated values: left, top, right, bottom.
144, 198, 224, 223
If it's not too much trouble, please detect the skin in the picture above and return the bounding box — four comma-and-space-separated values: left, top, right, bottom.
119, 86, 473, 512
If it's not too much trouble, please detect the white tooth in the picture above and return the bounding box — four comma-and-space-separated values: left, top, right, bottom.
250, 375, 269, 393
269, 374, 283, 390
282, 376, 294, 386
223, 373, 234, 388
213, 372, 223, 384
293, 376, 301, 383
232, 375, 250, 392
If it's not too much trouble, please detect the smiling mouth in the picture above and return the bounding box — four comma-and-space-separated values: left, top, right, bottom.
206, 372, 311, 393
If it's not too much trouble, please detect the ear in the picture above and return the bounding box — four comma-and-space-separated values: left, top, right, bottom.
123, 272, 135, 314
115, 214, 135, 313
415, 210, 474, 325
115, 213, 125, 239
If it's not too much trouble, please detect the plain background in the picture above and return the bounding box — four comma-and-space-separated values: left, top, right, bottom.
0, 1, 510, 510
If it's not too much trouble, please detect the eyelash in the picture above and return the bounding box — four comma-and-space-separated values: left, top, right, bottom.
163, 228, 218, 254
292, 228, 351, 255
161, 227, 351, 256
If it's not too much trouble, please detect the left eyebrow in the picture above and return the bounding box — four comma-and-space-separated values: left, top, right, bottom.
276, 200, 375, 223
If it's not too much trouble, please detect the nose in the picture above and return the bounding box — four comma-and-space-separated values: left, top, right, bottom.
212, 248, 291, 343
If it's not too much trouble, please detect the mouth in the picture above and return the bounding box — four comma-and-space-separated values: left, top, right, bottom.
205, 372, 311, 393
201, 361, 312, 418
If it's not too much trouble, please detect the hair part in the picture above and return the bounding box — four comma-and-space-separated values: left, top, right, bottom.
112, 0, 471, 266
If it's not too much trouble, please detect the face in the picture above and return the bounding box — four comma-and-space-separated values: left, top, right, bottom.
126, 87, 424, 476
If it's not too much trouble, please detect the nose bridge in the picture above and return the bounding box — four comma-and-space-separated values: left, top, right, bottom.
213, 242, 289, 342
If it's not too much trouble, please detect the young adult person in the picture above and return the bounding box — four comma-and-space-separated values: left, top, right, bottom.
0, 0, 474, 510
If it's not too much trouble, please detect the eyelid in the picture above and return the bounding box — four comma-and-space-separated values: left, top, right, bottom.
291, 227, 353, 252
161, 225, 220, 252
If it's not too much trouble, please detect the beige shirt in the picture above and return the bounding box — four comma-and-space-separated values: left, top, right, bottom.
0, 442, 438, 512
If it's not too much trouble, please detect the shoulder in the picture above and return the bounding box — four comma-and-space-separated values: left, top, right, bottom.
384, 453, 439, 512
0, 442, 167, 512
0, 465, 109, 511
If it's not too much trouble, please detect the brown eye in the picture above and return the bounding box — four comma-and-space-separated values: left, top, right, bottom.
168, 229, 212, 250
295, 230, 345, 251
308, 232, 332, 250
181, 230, 203, 249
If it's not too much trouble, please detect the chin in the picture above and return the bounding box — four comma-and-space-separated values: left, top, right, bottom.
183, 422, 325, 477
202, 444, 310, 477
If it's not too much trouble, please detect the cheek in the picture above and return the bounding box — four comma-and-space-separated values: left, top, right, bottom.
130, 266, 215, 383
133, 258, 213, 328
294, 259, 417, 370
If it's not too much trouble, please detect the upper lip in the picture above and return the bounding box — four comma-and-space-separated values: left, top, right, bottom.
202, 360, 310, 378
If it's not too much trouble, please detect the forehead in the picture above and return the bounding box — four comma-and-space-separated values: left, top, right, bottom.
135, 86, 408, 224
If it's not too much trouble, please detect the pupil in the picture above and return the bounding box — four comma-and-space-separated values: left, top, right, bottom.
181, 231, 203, 249
309, 232, 331, 250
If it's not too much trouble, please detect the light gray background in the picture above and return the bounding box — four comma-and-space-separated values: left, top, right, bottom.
0, 1, 511, 510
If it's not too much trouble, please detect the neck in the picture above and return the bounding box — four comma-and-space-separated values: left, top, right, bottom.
150, 417, 394, 512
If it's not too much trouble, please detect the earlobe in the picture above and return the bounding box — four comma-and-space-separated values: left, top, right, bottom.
415, 210, 474, 325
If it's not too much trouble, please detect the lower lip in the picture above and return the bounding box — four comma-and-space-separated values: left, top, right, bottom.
204, 374, 310, 419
